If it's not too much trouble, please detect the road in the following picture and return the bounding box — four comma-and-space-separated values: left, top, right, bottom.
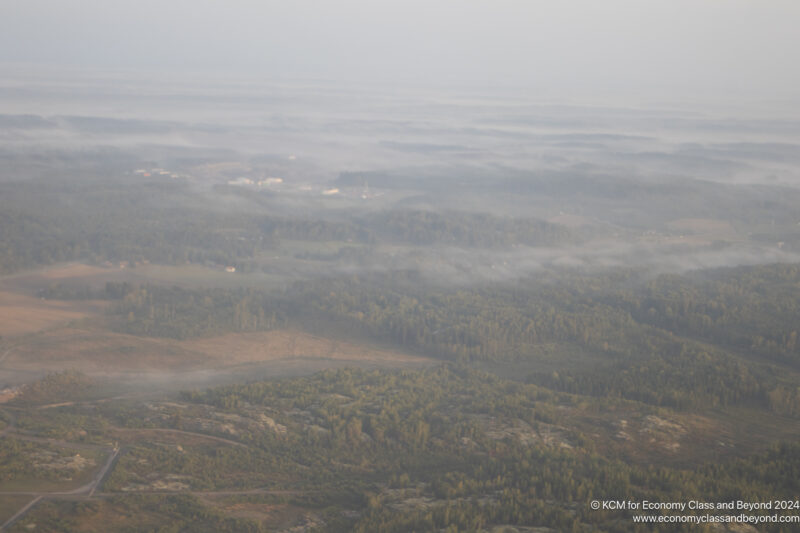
0, 496, 42, 532
0, 409, 119, 531
0, 419, 257, 530
0, 392, 270, 531
75, 445, 120, 497
0, 446, 119, 531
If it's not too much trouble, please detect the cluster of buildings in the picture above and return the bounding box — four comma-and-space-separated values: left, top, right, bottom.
226, 176, 345, 197
133, 168, 185, 179
226, 177, 284, 187
132, 164, 382, 200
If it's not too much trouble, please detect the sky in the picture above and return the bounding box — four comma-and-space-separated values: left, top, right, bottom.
1, 1, 799, 103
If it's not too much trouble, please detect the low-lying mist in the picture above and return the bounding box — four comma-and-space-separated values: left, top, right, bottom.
2, 73, 800, 293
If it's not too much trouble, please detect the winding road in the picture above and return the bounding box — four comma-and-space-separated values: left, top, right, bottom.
0, 413, 120, 531
0, 418, 263, 531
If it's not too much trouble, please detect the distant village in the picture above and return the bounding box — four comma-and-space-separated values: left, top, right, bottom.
132, 168, 184, 179
124, 163, 384, 276
130, 163, 382, 200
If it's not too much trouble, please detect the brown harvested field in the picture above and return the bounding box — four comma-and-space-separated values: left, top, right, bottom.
181, 329, 429, 366
20, 263, 108, 280
0, 261, 278, 338
0, 291, 108, 337
0, 262, 433, 385
2, 325, 433, 379
5, 262, 109, 281
2, 326, 210, 372
0, 261, 273, 292
0, 263, 112, 337
0, 263, 110, 291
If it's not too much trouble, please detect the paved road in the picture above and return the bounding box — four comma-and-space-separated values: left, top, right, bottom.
0, 413, 119, 532
87, 446, 120, 497
0, 447, 119, 531
0, 404, 256, 530
73, 446, 120, 496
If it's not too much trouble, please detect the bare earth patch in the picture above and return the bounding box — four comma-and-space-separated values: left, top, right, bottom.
2, 326, 431, 375
2, 326, 210, 372
181, 329, 430, 366
0, 291, 107, 336
0, 262, 432, 382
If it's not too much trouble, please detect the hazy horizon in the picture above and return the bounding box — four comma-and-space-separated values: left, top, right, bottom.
2, 1, 800, 111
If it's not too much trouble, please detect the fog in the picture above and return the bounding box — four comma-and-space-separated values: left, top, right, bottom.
3, 61, 800, 288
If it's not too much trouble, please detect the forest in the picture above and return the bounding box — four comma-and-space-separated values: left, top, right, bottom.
35, 259, 800, 418
9, 366, 798, 531
0, 174, 577, 276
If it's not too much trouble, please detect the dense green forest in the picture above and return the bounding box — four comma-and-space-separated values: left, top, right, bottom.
613, 264, 800, 364
6, 365, 800, 532
41, 261, 800, 417
111, 284, 287, 339
175, 367, 800, 532
283, 265, 800, 414
0, 178, 270, 272
0, 176, 574, 275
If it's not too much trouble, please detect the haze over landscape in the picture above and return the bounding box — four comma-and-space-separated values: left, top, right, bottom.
1, 2, 800, 532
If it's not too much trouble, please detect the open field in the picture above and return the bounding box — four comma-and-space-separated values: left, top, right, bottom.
0, 291, 107, 337
0, 261, 290, 294
0, 263, 124, 341
180, 329, 429, 366
0, 263, 110, 286
1, 326, 209, 373
0, 325, 435, 399
0, 262, 434, 392
1, 325, 432, 376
